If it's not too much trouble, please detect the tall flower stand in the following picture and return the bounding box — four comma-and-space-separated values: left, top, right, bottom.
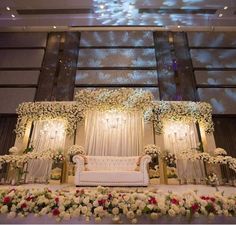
60, 160, 68, 184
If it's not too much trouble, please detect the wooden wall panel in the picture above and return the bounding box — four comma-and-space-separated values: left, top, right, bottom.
213, 116, 236, 157
0, 115, 17, 155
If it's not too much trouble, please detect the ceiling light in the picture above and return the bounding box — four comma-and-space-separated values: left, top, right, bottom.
224, 6, 228, 10
177, 25, 181, 28
218, 13, 223, 17
53, 26, 56, 29
6, 6, 11, 11
11, 14, 15, 18
100, 5, 105, 9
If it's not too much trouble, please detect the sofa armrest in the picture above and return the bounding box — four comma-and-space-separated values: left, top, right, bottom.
140, 155, 151, 172
73, 155, 85, 172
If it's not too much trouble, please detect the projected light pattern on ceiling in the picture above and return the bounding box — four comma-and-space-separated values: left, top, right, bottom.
93, 0, 213, 26
80, 31, 154, 47
77, 49, 156, 67
191, 49, 236, 68
195, 71, 236, 85
75, 70, 158, 85
198, 88, 236, 114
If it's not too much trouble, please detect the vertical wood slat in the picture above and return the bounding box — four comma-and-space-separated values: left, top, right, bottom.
53, 32, 80, 101
153, 31, 177, 100
0, 115, 17, 155
173, 32, 197, 101
35, 33, 61, 101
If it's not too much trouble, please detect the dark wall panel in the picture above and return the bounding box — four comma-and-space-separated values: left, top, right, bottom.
0, 71, 39, 85
0, 115, 17, 155
0, 32, 47, 48
0, 49, 44, 68
213, 117, 236, 157
0, 88, 36, 113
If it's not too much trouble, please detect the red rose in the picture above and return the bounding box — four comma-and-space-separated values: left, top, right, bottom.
171, 198, 179, 205
148, 197, 157, 204
98, 199, 106, 206
210, 197, 215, 202
191, 203, 200, 213
3, 196, 11, 204
21, 203, 27, 209
55, 197, 59, 204
52, 208, 60, 216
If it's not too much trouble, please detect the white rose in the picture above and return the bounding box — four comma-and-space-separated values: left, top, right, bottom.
81, 206, 88, 214
112, 215, 120, 223
136, 209, 142, 216
95, 217, 102, 223
131, 218, 137, 224
93, 200, 99, 207
83, 197, 90, 205
168, 209, 176, 217
112, 198, 119, 206
112, 207, 119, 215
1, 205, 8, 214
126, 211, 135, 220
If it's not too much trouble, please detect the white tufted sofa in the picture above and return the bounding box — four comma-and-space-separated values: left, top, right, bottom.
73, 155, 151, 186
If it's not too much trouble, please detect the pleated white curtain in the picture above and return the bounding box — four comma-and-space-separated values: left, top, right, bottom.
163, 121, 205, 182
26, 120, 66, 183
85, 111, 144, 156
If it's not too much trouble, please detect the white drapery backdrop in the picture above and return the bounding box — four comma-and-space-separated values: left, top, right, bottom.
163, 121, 205, 183
26, 120, 66, 183
85, 111, 144, 156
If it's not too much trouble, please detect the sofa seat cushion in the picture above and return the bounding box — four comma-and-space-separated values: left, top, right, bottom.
80, 171, 143, 183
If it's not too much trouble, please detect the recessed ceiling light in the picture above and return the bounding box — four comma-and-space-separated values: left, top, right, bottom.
100, 5, 105, 9
11, 14, 15, 18
53, 26, 56, 29
224, 6, 228, 10
218, 13, 223, 17
6, 6, 11, 11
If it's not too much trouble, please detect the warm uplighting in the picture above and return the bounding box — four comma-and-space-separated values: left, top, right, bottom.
53, 25, 56, 29
177, 25, 181, 28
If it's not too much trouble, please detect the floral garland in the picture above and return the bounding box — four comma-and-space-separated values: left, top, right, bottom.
152, 101, 214, 134
0, 187, 235, 223
74, 88, 154, 114
68, 145, 85, 156
15, 102, 83, 138
0, 149, 64, 168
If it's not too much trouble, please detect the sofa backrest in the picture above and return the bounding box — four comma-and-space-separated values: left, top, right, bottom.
86, 156, 139, 171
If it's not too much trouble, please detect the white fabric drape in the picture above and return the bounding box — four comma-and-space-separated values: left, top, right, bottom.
163, 121, 205, 183
26, 120, 66, 183
85, 111, 144, 156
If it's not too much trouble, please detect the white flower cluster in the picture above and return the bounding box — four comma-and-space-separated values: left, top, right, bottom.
52, 152, 65, 162
0, 187, 236, 222
152, 101, 214, 134
214, 148, 227, 156
75, 88, 154, 114
0, 149, 64, 168
206, 173, 219, 186
162, 151, 176, 165
143, 145, 161, 157
68, 145, 85, 156
16, 102, 83, 138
